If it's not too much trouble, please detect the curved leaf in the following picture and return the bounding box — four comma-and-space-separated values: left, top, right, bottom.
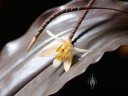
0, 0, 128, 96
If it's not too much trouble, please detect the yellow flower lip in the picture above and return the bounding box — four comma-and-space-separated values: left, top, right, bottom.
56, 45, 62, 52
40, 30, 92, 72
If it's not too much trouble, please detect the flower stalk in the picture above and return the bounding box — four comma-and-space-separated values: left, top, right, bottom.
69, 0, 95, 40
26, 6, 128, 53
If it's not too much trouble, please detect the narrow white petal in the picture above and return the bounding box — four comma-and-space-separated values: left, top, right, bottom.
46, 30, 63, 44
63, 52, 73, 72
74, 47, 92, 53
39, 45, 59, 57
53, 59, 61, 68
64, 61, 71, 72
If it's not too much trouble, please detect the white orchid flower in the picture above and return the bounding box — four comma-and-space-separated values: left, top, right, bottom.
40, 30, 92, 72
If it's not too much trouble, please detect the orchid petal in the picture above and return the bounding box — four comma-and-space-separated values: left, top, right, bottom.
39, 45, 58, 57
64, 52, 73, 72
46, 30, 63, 44
74, 47, 92, 53
53, 59, 61, 68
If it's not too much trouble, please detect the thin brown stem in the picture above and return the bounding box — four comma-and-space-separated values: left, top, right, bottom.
69, 0, 95, 40
26, 7, 128, 53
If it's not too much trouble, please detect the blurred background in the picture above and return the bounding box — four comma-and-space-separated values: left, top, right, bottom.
0, 0, 128, 96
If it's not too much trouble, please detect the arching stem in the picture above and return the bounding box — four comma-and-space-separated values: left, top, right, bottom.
26, 6, 128, 53
69, 0, 95, 40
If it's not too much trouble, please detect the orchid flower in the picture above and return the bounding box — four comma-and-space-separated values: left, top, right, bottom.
40, 30, 92, 72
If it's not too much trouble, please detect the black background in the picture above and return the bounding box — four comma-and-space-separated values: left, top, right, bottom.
0, 0, 128, 96
0, 0, 70, 50
51, 49, 128, 96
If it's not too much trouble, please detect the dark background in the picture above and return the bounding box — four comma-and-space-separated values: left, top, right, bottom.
0, 0, 70, 50
0, 0, 128, 96
51, 49, 128, 96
